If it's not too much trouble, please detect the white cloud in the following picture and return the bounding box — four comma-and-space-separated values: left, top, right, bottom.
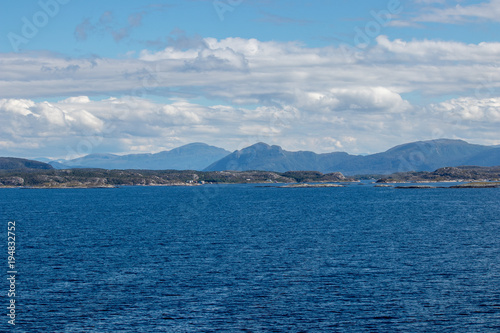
374, 35, 500, 63
297, 87, 412, 114
161, 104, 202, 125
60, 96, 91, 104
394, 0, 500, 24
432, 97, 500, 122
0, 99, 36, 116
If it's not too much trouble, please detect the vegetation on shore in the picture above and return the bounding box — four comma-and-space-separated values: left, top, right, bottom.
0, 169, 351, 188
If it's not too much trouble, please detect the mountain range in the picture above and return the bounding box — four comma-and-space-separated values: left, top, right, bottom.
16, 139, 500, 175
49, 143, 230, 171
204, 139, 500, 175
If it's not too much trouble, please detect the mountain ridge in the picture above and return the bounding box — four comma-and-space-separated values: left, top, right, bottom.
205, 139, 499, 175
0, 157, 54, 171
20, 139, 500, 175
50, 143, 231, 171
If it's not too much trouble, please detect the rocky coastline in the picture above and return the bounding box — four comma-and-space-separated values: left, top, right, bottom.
1, 166, 499, 189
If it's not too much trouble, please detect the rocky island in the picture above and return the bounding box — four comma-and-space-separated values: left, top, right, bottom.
377, 166, 500, 183
0, 168, 352, 188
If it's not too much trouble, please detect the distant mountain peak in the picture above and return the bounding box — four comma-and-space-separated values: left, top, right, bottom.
246, 142, 271, 149
243, 142, 282, 151
385, 138, 474, 153
174, 142, 211, 149
168, 142, 227, 152
428, 138, 467, 143
187, 142, 212, 147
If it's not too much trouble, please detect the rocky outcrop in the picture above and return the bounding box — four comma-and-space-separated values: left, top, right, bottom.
279, 183, 345, 188
377, 166, 500, 183
0, 177, 25, 186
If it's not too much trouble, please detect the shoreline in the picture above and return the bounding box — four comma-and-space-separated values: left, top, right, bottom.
2, 181, 499, 189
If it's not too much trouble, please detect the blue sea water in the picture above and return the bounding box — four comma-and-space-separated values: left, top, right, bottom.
0, 184, 499, 332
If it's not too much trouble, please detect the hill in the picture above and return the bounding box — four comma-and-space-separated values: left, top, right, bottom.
0, 157, 54, 171
377, 166, 500, 183
337, 139, 492, 175
203, 143, 352, 173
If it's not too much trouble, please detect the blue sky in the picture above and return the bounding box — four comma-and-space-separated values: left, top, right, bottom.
3, 0, 498, 55
1, 0, 500, 158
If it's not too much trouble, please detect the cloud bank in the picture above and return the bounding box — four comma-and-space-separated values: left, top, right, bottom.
1, 35, 499, 157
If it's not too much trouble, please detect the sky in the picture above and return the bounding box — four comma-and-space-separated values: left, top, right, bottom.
1, 0, 499, 159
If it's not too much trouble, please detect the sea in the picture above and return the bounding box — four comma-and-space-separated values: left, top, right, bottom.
0, 183, 499, 332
